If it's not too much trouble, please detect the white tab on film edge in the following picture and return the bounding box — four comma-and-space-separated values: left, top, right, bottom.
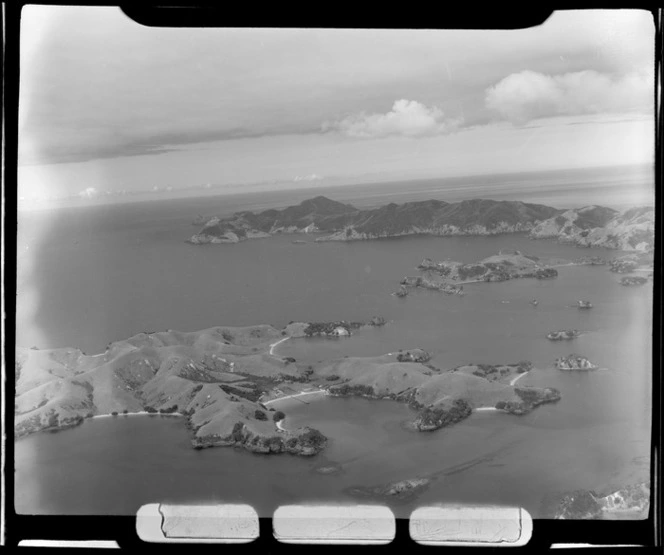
136, 503, 259, 543
273, 505, 396, 544
17, 541, 120, 548
409, 505, 532, 546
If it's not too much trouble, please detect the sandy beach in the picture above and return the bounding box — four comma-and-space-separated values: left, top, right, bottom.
92, 411, 184, 419
510, 372, 529, 386
269, 336, 290, 355
263, 389, 327, 406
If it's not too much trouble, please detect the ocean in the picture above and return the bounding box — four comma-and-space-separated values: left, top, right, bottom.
14, 166, 653, 517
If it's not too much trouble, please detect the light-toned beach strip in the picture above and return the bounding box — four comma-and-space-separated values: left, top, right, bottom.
509, 372, 529, 386
263, 389, 328, 406
474, 407, 500, 412
269, 336, 290, 355
92, 411, 184, 419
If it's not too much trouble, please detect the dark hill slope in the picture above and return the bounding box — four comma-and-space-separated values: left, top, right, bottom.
188, 196, 562, 244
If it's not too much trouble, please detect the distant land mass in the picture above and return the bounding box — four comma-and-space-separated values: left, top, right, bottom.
187, 196, 653, 252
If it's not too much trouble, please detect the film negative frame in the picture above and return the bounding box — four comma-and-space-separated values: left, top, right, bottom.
3, 3, 662, 549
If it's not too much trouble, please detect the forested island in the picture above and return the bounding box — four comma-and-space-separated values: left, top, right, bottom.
187, 196, 653, 253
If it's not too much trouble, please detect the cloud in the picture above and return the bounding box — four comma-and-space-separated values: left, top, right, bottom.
78, 187, 98, 198
485, 69, 654, 124
294, 174, 323, 182
323, 99, 462, 139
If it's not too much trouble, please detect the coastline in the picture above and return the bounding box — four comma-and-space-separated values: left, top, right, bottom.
509, 372, 529, 386
92, 411, 184, 419
263, 389, 328, 406
269, 336, 290, 355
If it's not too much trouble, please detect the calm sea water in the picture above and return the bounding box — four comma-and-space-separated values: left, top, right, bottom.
15, 172, 653, 517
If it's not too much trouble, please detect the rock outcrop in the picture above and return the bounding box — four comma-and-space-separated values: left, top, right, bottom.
620, 276, 648, 286
394, 285, 409, 298
555, 354, 598, 370
547, 330, 580, 341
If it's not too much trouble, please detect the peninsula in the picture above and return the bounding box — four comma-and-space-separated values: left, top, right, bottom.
15, 321, 561, 455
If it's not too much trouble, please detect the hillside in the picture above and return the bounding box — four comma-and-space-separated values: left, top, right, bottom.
397, 250, 558, 296
529, 205, 654, 252
15, 322, 562, 450
15, 325, 326, 455
188, 197, 561, 244
314, 356, 560, 428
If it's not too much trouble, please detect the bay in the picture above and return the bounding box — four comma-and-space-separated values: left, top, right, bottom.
15, 171, 653, 518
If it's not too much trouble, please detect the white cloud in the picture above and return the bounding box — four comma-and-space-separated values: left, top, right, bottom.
78, 187, 98, 198
294, 174, 323, 182
485, 69, 654, 124
324, 99, 461, 139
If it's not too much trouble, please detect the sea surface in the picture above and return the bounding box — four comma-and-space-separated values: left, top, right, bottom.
15, 168, 653, 517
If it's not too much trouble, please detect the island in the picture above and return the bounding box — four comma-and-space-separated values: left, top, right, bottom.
346, 477, 432, 502
186, 196, 653, 255
547, 330, 581, 341
573, 256, 608, 265
554, 482, 650, 519
15, 322, 562, 455
394, 285, 409, 298
555, 354, 599, 371
620, 276, 648, 286
398, 250, 558, 296
187, 197, 561, 244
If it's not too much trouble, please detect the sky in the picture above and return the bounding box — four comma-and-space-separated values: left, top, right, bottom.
18, 7, 656, 204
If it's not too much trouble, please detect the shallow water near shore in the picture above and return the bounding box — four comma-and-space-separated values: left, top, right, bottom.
15, 185, 653, 517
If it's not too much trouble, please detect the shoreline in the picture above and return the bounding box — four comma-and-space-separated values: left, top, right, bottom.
91, 411, 184, 419
474, 407, 500, 412
269, 336, 290, 355
263, 389, 327, 406
509, 371, 529, 386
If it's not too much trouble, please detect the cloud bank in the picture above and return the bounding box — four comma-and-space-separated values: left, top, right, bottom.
485, 69, 654, 124
324, 99, 462, 139
294, 174, 323, 182
78, 187, 98, 199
